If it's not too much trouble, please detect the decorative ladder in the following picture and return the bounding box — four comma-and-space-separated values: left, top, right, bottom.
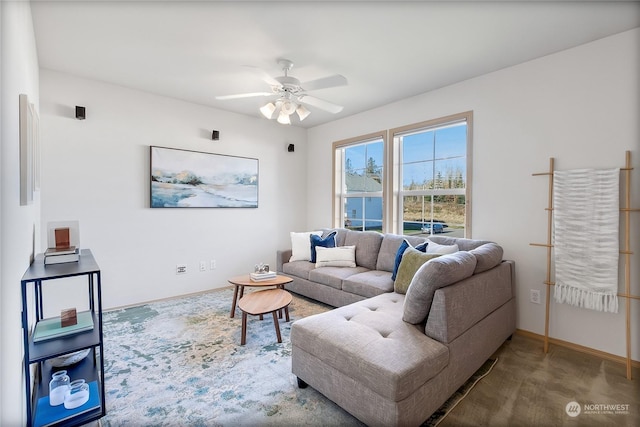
530, 151, 638, 380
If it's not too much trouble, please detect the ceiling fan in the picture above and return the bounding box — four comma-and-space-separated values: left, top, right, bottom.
215, 58, 347, 124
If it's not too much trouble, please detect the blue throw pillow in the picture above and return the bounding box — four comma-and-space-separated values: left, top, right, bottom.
391, 239, 428, 280
310, 231, 337, 263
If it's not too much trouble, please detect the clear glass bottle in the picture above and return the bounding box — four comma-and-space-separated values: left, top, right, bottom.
49, 370, 70, 406
64, 379, 90, 409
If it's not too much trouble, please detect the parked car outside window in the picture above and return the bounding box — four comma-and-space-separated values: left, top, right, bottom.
421, 222, 444, 233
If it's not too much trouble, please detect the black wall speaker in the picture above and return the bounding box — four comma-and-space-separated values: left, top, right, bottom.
287, 144, 295, 152
75, 106, 86, 120
212, 130, 220, 140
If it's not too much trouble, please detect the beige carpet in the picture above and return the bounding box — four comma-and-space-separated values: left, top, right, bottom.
439, 334, 640, 427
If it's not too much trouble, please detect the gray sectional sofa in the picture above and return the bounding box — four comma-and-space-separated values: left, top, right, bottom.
276, 228, 516, 427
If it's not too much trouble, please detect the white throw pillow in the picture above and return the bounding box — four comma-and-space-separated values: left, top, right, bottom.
315, 246, 357, 268
426, 240, 459, 254
289, 231, 323, 262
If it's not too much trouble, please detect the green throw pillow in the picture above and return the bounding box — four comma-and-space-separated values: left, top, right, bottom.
393, 247, 442, 294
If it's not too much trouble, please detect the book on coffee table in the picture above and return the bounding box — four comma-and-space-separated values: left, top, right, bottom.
250, 271, 277, 282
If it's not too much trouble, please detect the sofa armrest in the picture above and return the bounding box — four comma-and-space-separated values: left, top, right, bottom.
425, 260, 515, 344
277, 249, 292, 272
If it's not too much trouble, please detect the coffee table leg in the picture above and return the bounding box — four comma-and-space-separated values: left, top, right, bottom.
272, 311, 282, 343
241, 312, 247, 345
230, 285, 239, 318
285, 306, 290, 322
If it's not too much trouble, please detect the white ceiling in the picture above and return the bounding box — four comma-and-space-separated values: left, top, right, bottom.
31, 1, 640, 128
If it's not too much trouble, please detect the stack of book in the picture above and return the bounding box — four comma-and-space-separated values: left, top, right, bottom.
250, 271, 277, 282
44, 246, 79, 265
32, 310, 94, 343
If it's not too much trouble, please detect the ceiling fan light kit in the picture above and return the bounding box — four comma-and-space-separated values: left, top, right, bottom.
277, 111, 291, 125
259, 102, 277, 119
296, 104, 310, 121
216, 58, 347, 125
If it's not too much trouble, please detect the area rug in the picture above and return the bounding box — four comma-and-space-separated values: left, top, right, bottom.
101, 287, 496, 426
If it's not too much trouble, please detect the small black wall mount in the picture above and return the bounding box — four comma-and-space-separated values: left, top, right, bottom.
212, 130, 220, 140
75, 106, 86, 120
287, 143, 295, 152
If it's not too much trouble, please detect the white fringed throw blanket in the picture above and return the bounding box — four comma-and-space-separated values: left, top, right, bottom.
553, 168, 619, 313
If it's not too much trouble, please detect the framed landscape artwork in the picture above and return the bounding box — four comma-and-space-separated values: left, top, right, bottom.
150, 146, 258, 208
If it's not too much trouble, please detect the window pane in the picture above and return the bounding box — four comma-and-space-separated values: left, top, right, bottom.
345, 145, 366, 170
402, 132, 435, 163
402, 161, 433, 190
402, 195, 465, 237
398, 117, 468, 237
338, 136, 385, 231
434, 158, 466, 189
344, 196, 383, 231
434, 125, 466, 159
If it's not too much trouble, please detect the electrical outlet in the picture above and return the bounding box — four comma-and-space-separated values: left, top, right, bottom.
530, 289, 541, 304
199, 261, 206, 272
210, 260, 216, 270
176, 264, 187, 275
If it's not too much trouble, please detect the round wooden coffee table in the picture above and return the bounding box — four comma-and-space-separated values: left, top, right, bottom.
237, 288, 293, 345
227, 274, 293, 318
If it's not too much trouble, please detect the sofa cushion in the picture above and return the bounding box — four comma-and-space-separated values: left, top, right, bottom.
322, 228, 348, 247
468, 242, 503, 274
289, 231, 322, 262
427, 236, 492, 251
426, 240, 459, 254
393, 247, 442, 294
342, 270, 394, 298
344, 230, 383, 270
309, 265, 368, 290
315, 245, 356, 268
391, 239, 429, 281
282, 260, 317, 280
291, 293, 449, 402
403, 251, 477, 324
376, 234, 428, 273
425, 261, 513, 343
310, 231, 337, 263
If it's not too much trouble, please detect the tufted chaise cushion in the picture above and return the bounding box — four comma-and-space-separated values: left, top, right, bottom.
291, 293, 449, 402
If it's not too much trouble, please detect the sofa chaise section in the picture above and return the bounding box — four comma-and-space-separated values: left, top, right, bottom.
292, 259, 516, 426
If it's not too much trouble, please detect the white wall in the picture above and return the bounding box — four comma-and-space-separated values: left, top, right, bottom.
307, 28, 640, 361
0, 2, 41, 425
39, 70, 308, 311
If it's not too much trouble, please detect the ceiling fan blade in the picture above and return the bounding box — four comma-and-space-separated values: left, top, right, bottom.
299, 95, 344, 114
215, 92, 273, 100
242, 65, 281, 86
301, 74, 348, 92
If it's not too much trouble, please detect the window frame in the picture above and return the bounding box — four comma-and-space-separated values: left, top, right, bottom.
390, 111, 473, 237
332, 111, 473, 237
332, 131, 388, 231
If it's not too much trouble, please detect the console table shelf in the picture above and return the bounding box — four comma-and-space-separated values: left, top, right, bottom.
21, 249, 106, 427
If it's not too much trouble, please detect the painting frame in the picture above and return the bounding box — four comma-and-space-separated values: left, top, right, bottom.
20, 94, 40, 206
150, 146, 259, 208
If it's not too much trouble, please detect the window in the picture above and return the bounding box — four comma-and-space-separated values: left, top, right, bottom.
333, 132, 386, 231
332, 112, 472, 237
391, 112, 472, 237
